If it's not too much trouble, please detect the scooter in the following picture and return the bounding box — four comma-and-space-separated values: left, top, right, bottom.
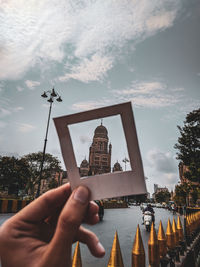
143, 211, 153, 232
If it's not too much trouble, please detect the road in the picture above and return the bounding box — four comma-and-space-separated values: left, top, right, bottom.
0, 206, 182, 267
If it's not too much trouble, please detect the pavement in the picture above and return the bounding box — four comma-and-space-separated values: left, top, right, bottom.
0, 206, 182, 267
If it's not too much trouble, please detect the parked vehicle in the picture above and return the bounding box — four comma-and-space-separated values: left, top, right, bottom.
95, 200, 104, 221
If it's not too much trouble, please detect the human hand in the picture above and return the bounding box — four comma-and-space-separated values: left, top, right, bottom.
0, 184, 105, 267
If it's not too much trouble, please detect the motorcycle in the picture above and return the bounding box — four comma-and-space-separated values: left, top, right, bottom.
143, 211, 153, 232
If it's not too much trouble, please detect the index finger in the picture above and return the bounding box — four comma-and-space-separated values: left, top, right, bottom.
13, 183, 72, 223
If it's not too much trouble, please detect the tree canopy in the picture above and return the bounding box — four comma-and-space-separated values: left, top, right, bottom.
0, 156, 30, 194
155, 190, 171, 203
21, 152, 62, 195
0, 152, 63, 197
174, 108, 200, 183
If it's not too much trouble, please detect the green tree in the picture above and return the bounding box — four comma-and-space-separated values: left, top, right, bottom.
174, 108, 200, 183
0, 156, 30, 196
130, 194, 147, 203
21, 152, 62, 196
48, 178, 58, 189
155, 190, 171, 203
174, 182, 191, 205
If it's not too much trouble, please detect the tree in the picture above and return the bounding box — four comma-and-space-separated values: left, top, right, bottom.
130, 194, 147, 203
174, 108, 200, 183
21, 152, 62, 196
174, 182, 192, 205
48, 178, 58, 189
155, 191, 171, 203
0, 156, 30, 196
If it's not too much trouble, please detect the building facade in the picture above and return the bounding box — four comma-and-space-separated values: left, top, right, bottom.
80, 123, 122, 177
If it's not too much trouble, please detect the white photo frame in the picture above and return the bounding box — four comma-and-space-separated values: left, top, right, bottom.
53, 102, 147, 200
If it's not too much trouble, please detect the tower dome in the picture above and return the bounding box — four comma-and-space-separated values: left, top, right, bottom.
80, 159, 89, 168
113, 161, 123, 172
94, 124, 108, 139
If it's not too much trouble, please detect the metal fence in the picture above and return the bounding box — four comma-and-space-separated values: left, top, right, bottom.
72, 210, 200, 267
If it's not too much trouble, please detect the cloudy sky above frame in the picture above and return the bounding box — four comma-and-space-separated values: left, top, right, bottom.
0, 0, 199, 194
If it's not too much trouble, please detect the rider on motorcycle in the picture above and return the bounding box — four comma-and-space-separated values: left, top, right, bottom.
143, 203, 155, 224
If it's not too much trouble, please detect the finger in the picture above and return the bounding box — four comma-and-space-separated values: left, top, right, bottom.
76, 226, 105, 258
14, 183, 71, 223
51, 186, 90, 247
84, 201, 99, 224
46, 200, 99, 227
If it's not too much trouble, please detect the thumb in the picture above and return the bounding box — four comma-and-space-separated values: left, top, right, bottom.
52, 186, 90, 246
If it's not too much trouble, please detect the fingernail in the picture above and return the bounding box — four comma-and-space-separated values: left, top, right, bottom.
74, 186, 89, 204
97, 242, 105, 255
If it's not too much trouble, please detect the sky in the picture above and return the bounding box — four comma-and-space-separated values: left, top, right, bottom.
0, 0, 199, 195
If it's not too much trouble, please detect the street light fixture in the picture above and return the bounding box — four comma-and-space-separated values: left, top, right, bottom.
122, 157, 129, 171
35, 88, 62, 198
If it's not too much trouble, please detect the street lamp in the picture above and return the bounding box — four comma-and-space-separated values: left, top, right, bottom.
35, 88, 63, 198
122, 157, 129, 171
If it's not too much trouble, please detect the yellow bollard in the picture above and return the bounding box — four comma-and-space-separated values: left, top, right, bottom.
107, 231, 124, 267
132, 225, 145, 267
176, 216, 184, 242
190, 214, 194, 232
148, 223, 159, 267
166, 219, 175, 250
157, 221, 167, 259
21, 200, 27, 209
172, 218, 179, 247
72, 242, 82, 267
186, 215, 191, 235
12, 200, 18, 213
2, 200, 8, 213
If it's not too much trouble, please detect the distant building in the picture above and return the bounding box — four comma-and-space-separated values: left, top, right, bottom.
112, 161, 123, 172
80, 123, 122, 177
152, 183, 169, 201
146, 192, 150, 199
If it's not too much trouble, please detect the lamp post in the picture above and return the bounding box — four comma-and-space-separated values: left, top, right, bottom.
35, 88, 62, 198
122, 157, 129, 171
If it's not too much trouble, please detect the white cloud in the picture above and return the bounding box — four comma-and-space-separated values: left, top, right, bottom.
17, 86, 24, 92
25, 80, 40, 90
119, 81, 165, 95
59, 54, 113, 83
72, 99, 111, 111
17, 123, 36, 133
0, 0, 181, 80
0, 108, 11, 118
80, 135, 91, 144
14, 106, 24, 112
0, 105, 24, 118
0, 151, 20, 158
114, 81, 181, 108
147, 149, 177, 173
72, 80, 182, 111
145, 149, 179, 191
146, 12, 176, 32
0, 121, 7, 128
0, 83, 4, 91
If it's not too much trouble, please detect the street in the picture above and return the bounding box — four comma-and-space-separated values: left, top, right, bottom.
0, 206, 181, 267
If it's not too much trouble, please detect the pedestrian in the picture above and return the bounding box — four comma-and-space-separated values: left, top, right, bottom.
0, 183, 105, 267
